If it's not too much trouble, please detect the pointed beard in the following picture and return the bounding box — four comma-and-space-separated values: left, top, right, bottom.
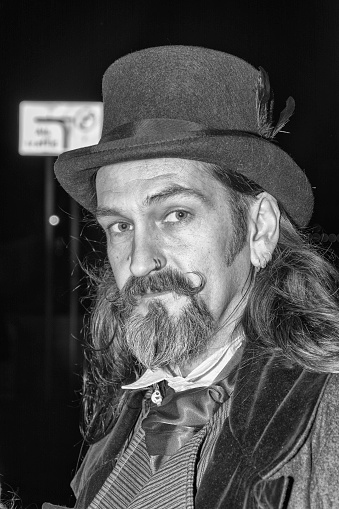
121, 296, 215, 370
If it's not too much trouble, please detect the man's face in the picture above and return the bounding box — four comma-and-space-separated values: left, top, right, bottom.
96, 158, 252, 332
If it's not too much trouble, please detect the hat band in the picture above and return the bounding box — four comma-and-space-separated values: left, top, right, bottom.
99, 118, 262, 144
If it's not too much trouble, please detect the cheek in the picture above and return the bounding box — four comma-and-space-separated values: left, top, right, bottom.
197, 237, 236, 292
198, 233, 230, 270
107, 247, 129, 290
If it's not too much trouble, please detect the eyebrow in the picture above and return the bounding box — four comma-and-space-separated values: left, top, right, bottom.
95, 184, 210, 218
143, 184, 208, 206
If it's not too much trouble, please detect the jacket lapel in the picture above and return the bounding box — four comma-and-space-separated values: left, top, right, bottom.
196, 342, 329, 508
73, 391, 144, 509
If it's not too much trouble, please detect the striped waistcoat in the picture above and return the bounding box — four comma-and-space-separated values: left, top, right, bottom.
87, 400, 230, 509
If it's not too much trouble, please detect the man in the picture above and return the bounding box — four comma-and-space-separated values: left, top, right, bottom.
48, 46, 339, 508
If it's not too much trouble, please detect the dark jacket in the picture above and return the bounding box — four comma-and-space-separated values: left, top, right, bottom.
45, 342, 339, 509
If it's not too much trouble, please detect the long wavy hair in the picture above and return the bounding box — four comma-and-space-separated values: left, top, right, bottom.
81, 162, 339, 444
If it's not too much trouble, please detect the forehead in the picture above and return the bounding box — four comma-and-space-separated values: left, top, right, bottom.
96, 158, 226, 204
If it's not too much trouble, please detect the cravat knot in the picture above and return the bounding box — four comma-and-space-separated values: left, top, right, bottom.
142, 380, 230, 456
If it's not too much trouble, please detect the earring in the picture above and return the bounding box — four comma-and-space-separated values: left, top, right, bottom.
259, 251, 272, 269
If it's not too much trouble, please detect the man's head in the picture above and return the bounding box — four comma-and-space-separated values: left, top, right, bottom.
95, 157, 280, 370
53, 45, 314, 373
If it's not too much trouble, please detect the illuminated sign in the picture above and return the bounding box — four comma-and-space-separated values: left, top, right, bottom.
19, 101, 103, 156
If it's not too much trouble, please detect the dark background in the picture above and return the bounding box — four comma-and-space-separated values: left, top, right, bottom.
1, 1, 339, 507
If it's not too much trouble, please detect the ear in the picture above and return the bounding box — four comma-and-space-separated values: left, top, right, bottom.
248, 192, 280, 269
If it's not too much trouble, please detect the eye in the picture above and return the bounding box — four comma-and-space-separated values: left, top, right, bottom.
110, 222, 134, 233
164, 210, 189, 223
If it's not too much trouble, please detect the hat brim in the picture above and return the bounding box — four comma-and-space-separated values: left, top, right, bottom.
55, 130, 313, 227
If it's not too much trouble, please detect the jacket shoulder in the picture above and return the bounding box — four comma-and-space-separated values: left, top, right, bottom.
309, 373, 339, 504
266, 373, 339, 508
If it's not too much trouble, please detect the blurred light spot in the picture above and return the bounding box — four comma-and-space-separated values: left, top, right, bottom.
49, 215, 60, 226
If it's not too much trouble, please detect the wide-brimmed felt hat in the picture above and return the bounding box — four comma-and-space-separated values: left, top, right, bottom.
55, 45, 313, 226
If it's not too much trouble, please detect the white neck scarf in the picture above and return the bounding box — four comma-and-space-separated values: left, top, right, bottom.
122, 334, 244, 393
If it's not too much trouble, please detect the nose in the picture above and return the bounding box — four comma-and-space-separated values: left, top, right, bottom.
129, 227, 166, 277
